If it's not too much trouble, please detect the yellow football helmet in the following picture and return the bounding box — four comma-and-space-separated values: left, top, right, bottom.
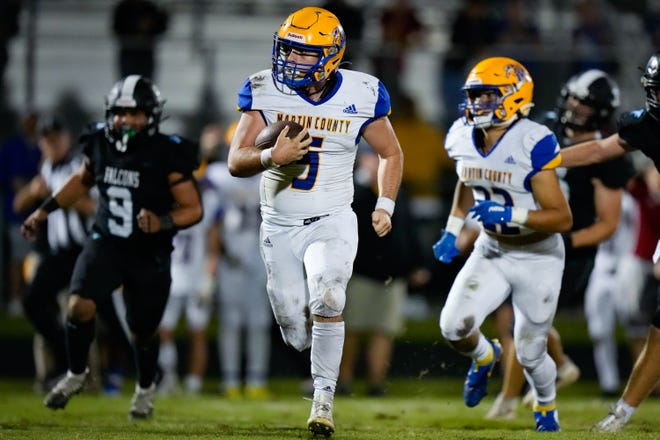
460, 57, 534, 128
272, 7, 346, 92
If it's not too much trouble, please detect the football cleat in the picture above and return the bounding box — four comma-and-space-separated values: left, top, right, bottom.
222, 385, 242, 400
129, 383, 156, 419
44, 368, 89, 410
463, 338, 502, 407
245, 385, 272, 400
591, 403, 629, 432
486, 393, 518, 420
307, 392, 335, 437
533, 402, 561, 432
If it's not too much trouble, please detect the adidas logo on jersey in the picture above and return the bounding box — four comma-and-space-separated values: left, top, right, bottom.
263, 237, 273, 248
343, 104, 358, 114
504, 155, 516, 165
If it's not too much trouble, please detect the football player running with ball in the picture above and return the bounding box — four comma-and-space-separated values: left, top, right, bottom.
228, 6, 403, 437
433, 57, 572, 432
21, 75, 203, 419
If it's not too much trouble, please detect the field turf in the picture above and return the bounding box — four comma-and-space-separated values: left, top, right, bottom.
0, 377, 658, 439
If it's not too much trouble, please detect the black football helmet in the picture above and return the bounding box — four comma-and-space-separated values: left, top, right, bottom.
557, 69, 620, 133
104, 75, 165, 150
641, 51, 660, 120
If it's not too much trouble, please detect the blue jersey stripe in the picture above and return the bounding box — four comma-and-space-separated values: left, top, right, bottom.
237, 77, 253, 111
375, 81, 391, 118
530, 133, 559, 171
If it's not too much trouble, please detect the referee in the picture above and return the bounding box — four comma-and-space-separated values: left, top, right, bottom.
13, 115, 96, 383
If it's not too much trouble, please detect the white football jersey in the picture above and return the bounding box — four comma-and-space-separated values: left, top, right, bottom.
445, 118, 561, 237
206, 161, 262, 266
170, 179, 222, 296
237, 69, 391, 226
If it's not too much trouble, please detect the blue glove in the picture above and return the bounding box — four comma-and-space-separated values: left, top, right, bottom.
433, 230, 459, 263
469, 200, 512, 224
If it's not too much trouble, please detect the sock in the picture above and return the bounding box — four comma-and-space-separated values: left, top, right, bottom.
311, 321, 344, 395
185, 374, 202, 393
133, 333, 160, 388
594, 338, 620, 392
469, 334, 493, 365
219, 322, 241, 388
524, 353, 557, 406
246, 326, 270, 387
158, 341, 178, 377
616, 399, 636, 422
65, 318, 95, 374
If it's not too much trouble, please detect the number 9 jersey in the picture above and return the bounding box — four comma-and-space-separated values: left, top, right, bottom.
80, 123, 199, 252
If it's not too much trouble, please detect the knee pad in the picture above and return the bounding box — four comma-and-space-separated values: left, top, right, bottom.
279, 323, 311, 352
439, 309, 476, 341
309, 274, 346, 317
69, 295, 96, 322
587, 319, 610, 341
516, 336, 546, 369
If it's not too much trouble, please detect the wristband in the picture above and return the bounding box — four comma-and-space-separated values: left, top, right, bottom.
260, 148, 280, 169
445, 215, 465, 236
39, 195, 60, 213
158, 214, 175, 231
511, 207, 529, 225
375, 196, 395, 216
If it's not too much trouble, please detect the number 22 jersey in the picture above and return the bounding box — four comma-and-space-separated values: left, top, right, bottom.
444, 118, 561, 238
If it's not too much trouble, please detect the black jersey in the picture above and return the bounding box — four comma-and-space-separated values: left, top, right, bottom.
618, 108, 660, 171
80, 123, 199, 253
560, 148, 635, 259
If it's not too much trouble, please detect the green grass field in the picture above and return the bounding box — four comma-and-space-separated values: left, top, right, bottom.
0, 378, 658, 439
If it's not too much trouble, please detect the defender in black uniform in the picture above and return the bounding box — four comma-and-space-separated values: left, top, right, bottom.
554, 71, 635, 306
21, 75, 202, 419
561, 52, 660, 432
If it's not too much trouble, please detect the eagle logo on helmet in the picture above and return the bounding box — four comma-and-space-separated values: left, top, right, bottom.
505, 63, 531, 85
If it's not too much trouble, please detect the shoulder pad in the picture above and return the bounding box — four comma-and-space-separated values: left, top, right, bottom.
617, 109, 646, 130
78, 122, 104, 144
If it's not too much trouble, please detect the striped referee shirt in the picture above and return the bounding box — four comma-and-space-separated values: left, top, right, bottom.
41, 154, 93, 253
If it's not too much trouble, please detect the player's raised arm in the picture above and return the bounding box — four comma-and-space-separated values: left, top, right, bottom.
560, 133, 630, 168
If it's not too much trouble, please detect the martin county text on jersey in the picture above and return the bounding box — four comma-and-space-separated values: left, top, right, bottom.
104, 166, 140, 188
277, 113, 352, 134
460, 166, 513, 185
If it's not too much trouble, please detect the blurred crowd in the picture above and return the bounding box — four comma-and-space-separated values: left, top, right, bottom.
0, 0, 659, 403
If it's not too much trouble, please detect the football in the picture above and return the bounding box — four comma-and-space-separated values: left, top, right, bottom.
255, 120, 307, 150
